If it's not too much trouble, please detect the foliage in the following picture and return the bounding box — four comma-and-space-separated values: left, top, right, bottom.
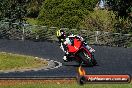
81, 10, 116, 32
128, 42, 132, 48
38, 0, 98, 29
28, 26, 57, 41
105, 0, 132, 34
114, 17, 132, 33
106, 0, 132, 18
30, 27, 51, 41
26, 0, 45, 18
0, 0, 131, 44
26, 18, 38, 25
0, 0, 44, 19
0, 0, 27, 22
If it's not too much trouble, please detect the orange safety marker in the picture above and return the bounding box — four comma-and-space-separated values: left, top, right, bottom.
78, 66, 86, 76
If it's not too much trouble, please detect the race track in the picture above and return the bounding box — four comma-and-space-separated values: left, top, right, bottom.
0, 39, 132, 77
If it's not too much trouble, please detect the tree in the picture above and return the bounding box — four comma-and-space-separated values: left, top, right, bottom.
0, 0, 28, 40
38, 0, 98, 29
0, 0, 9, 19
0, 0, 27, 22
26, 0, 45, 18
81, 10, 116, 32
106, 0, 132, 18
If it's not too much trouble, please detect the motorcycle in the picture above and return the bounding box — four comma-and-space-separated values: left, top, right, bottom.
66, 37, 97, 66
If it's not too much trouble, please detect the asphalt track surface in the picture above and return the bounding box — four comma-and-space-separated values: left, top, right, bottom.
0, 39, 132, 78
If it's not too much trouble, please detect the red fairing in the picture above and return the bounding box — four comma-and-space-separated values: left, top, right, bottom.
67, 38, 82, 53
64, 37, 96, 66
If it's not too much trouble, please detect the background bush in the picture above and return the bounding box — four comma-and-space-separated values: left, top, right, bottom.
37, 0, 98, 29
81, 10, 117, 32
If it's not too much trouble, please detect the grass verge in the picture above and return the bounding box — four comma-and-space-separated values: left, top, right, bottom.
0, 52, 47, 71
0, 80, 131, 88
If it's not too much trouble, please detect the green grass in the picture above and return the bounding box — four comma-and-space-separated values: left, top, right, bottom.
0, 52, 47, 71
0, 83, 132, 88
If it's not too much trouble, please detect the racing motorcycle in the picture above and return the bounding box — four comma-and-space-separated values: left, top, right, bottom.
66, 37, 97, 66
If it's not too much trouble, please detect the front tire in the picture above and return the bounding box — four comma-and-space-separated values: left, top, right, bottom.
91, 58, 97, 66
91, 53, 97, 66
78, 50, 92, 66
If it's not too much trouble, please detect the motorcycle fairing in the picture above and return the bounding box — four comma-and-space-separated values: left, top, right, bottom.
67, 38, 81, 53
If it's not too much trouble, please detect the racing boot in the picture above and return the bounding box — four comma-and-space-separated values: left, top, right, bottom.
63, 55, 68, 62
63, 52, 69, 62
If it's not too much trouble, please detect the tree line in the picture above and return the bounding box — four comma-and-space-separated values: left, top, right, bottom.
0, 0, 132, 33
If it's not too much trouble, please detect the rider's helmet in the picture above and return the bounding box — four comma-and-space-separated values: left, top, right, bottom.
57, 29, 66, 38
56, 29, 66, 42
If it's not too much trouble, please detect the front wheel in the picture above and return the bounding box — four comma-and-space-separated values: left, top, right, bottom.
77, 50, 93, 66
91, 58, 97, 66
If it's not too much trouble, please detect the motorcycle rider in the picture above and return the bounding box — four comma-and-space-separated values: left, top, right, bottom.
56, 29, 95, 62
56, 29, 68, 55
56, 29, 66, 44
